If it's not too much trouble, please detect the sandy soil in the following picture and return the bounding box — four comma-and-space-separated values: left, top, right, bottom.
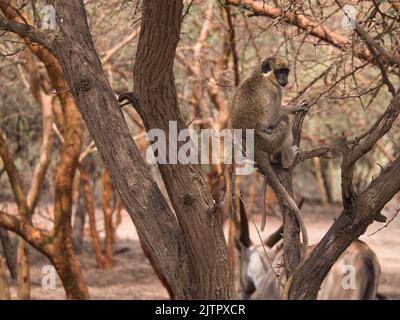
3, 201, 400, 300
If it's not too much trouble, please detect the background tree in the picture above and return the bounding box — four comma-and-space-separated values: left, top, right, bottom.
0, 0, 399, 300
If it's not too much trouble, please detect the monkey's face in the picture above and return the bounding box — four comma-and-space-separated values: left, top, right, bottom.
274, 67, 289, 87
261, 55, 290, 87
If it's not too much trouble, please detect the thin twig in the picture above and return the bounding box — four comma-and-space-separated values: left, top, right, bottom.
368, 209, 399, 236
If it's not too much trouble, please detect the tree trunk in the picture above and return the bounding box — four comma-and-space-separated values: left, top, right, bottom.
102, 170, 114, 268
41, 0, 234, 299
0, 1, 89, 299
46, 0, 191, 299
79, 164, 106, 268
321, 159, 334, 203
0, 257, 10, 300
313, 157, 328, 206
275, 168, 301, 276
51, 231, 90, 300
0, 228, 16, 280
72, 183, 86, 254
16, 240, 30, 299
133, 0, 234, 298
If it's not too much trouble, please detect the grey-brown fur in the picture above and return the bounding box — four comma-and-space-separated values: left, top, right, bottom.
230, 55, 308, 233
230, 58, 290, 156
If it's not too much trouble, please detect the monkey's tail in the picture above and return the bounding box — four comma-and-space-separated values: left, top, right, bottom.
261, 177, 268, 231
256, 156, 308, 258
257, 157, 309, 299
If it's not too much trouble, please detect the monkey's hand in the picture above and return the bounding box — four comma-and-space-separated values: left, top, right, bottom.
296, 99, 309, 111
281, 99, 309, 114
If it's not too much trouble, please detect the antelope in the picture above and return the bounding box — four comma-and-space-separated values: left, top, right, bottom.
236, 200, 382, 300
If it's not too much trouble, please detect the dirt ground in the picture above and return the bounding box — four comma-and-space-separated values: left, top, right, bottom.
3, 200, 400, 300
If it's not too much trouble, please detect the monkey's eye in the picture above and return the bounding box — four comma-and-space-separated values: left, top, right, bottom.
261, 61, 271, 73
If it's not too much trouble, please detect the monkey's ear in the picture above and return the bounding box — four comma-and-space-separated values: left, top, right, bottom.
261, 60, 271, 73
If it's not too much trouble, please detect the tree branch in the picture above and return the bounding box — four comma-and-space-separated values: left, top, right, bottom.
225, 0, 399, 67
344, 89, 400, 172
0, 14, 49, 47
335, 0, 400, 67
289, 154, 400, 299
0, 211, 53, 256
0, 132, 30, 218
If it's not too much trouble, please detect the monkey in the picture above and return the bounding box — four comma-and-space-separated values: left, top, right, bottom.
231, 55, 307, 168
230, 55, 309, 258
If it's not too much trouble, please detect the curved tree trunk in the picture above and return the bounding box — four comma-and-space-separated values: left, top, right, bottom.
51, 92, 89, 299
51, 231, 89, 300
0, 0, 234, 299
44, 0, 233, 299
0, 1, 89, 300
133, 0, 234, 298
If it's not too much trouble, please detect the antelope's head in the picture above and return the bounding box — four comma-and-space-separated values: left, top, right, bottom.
236, 199, 285, 300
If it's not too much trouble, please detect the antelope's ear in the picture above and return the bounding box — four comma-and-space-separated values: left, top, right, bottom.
238, 197, 253, 248
261, 60, 271, 73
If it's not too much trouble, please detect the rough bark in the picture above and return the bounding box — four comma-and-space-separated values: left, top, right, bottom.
289, 157, 400, 298
287, 90, 400, 299
1, 0, 234, 299
16, 240, 30, 299
15, 48, 55, 300
0, 1, 89, 299
274, 168, 301, 276
134, 0, 234, 298
45, 0, 192, 299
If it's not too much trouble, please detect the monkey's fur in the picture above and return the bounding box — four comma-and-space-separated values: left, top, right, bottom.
231, 55, 303, 167
230, 55, 308, 265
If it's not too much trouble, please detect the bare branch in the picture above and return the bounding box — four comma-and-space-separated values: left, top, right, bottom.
368, 209, 399, 236
0, 132, 30, 218
101, 29, 139, 65
335, 0, 400, 67
225, 0, 399, 67
0, 14, 49, 47
0, 211, 53, 255
288, 154, 400, 299
346, 89, 400, 169
298, 146, 332, 162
